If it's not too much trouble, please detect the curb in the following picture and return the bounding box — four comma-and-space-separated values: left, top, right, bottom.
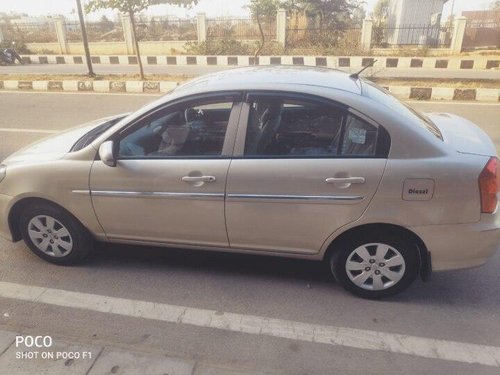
0, 80, 498, 102
0, 80, 178, 94
20, 54, 500, 70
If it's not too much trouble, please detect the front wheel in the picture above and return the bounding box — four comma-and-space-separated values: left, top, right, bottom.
19, 203, 93, 265
330, 234, 419, 299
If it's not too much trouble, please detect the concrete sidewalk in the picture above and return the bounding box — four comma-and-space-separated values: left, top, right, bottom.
0, 330, 276, 375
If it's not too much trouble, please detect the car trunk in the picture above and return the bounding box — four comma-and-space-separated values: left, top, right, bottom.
426, 113, 497, 157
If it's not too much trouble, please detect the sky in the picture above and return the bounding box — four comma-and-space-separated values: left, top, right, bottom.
0, 0, 495, 20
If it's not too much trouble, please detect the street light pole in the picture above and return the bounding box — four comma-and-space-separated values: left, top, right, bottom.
76, 0, 95, 77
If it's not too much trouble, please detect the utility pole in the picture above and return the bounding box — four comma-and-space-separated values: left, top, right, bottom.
76, 0, 95, 77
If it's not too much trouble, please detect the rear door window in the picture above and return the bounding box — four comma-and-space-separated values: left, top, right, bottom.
243, 95, 383, 158
341, 115, 379, 156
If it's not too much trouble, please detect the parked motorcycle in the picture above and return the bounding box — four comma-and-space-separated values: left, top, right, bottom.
0, 43, 24, 65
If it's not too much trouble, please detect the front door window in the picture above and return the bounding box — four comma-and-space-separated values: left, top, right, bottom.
118, 100, 235, 158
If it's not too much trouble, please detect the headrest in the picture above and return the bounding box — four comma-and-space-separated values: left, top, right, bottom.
259, 101, 283, 124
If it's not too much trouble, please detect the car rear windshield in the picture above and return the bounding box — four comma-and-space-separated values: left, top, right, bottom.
360, 80, 443, 140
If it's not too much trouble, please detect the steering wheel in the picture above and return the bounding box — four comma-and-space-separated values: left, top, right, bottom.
184, 108, 204, 123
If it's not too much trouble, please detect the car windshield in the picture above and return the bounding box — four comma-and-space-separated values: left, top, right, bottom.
71, 115, 127, 152
360, 79, 443, 140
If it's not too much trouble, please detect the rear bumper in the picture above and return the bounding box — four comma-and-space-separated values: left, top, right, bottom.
0, 193, 14, 242
412, 213, 500, 271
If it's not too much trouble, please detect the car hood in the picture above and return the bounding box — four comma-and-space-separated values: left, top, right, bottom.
427, 112, 497, 157
2, 114, 124, 165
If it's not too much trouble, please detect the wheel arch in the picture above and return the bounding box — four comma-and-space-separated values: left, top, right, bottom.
323, 223, 431, 281
8, 197, 87, 242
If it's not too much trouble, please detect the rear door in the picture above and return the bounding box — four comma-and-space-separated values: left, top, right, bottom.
225, 92, 388, 254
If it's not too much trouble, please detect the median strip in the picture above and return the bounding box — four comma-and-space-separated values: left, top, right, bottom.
0, 281, 499, 367
19, 54, 500, 70
0, 79, 498, 101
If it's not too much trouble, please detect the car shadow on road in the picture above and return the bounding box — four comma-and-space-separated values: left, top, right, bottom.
91, 241, 334, 285
85, 242, 500, 307
396, 260, 500, 307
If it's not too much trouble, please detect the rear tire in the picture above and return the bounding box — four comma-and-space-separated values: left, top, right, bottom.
330, 232, 419, 299
19, 203, 93, 265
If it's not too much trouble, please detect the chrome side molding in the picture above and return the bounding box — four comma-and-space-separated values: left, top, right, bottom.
226, 194, 364, 202
91, 190, 225, 200
87, 191, 363, 202
71, 190, 91, 195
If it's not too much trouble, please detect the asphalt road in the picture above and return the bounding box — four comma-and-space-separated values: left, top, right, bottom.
0, 92, 499, 374
1, 63, 500, 80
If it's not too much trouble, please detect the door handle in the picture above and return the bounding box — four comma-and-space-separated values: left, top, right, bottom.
326, 177, 365, 184
182, 176, 216, 183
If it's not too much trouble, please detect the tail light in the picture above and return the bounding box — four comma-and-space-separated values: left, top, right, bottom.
479, 157, 500, 214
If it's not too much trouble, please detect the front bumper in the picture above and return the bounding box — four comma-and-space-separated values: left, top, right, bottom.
412, 212, 500, 271
0, 193, 14, 242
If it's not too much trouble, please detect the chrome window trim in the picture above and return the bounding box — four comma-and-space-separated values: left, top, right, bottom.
91, 190, 225, 200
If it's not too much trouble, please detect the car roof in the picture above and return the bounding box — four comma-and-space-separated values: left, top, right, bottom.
173, 65, 363, 96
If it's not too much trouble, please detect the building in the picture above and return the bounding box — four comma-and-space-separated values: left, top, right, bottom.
10, 16, 55, 26
386, 0, 449, 46
461, 10, 500, 50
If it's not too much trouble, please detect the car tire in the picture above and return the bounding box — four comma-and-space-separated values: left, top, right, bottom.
19, 203, 93, 265
330, 232, 419, 299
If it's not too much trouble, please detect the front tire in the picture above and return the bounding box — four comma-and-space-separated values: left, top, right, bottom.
19, 203, 93, 265
330, 233, 419, 299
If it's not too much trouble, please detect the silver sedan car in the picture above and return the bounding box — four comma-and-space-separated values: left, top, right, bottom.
0, 66, 499, 298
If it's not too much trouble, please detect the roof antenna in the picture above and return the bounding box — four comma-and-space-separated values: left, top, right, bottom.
349, 59, 377, 79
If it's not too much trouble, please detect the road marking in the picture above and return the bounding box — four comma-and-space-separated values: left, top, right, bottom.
0, 127, 58, 134
0, 281, 499, 367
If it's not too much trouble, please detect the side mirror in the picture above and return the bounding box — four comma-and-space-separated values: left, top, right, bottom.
99, 140, 116, 167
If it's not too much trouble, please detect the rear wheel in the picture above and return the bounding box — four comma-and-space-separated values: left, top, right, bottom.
19, 203, 93, 265
330, 233, 419, 298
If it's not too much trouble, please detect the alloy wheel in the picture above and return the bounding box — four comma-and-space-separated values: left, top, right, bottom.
345, 242, 406, 291
27, 215, 73, 257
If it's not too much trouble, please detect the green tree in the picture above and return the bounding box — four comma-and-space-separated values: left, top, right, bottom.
281, 0, 362, 49
248, 0, 280, 58
99, 15, 115, 31
372, 0, 390, 27
290, 0, 361, 31
85, 0, 198, 79
371, 0, 390, 47
351, 6, 366, 27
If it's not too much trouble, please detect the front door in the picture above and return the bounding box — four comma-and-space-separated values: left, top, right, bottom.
90, 94, 241, 247
225, 92, 388, 254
